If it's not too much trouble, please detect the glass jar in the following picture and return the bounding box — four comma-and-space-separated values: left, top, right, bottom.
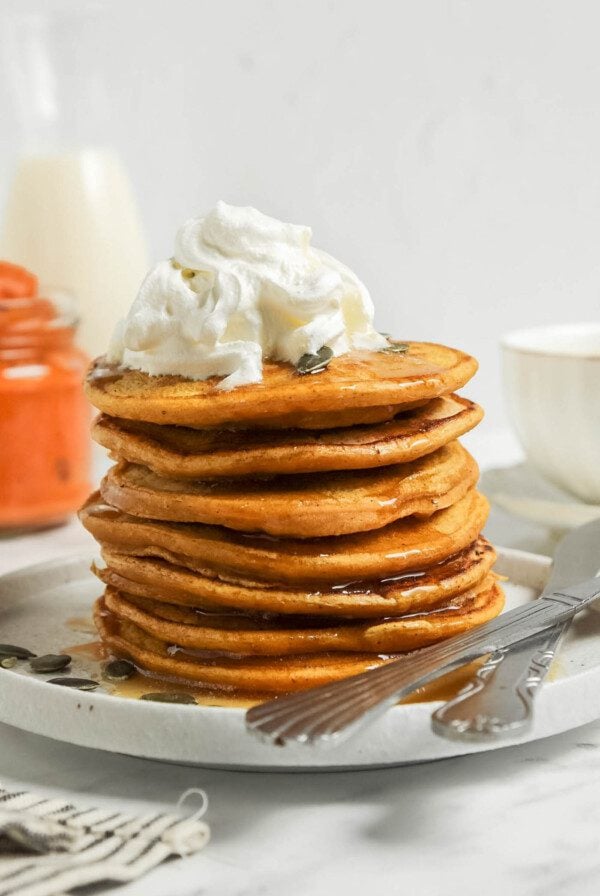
0, 266, 90, 530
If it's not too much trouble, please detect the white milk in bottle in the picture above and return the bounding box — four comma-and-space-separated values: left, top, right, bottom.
1, 5, 149, 358
2, 149, 148, 359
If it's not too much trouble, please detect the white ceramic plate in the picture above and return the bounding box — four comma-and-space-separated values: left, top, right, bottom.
481, 463, 600, 531
1, 549, 600, 771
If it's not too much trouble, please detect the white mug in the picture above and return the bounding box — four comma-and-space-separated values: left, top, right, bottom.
502, 322, 600, 503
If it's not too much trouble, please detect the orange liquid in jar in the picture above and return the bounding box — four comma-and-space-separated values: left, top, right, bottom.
0, 262, 91, 529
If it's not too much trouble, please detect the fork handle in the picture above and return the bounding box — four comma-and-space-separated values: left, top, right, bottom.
247, 580, 600, 747
431, 621, 567, 741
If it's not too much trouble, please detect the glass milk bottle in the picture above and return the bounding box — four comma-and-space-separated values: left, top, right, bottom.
0, 5, 149, 359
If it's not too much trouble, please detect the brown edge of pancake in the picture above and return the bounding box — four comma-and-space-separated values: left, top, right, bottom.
101, 575, 504, 656
95, 537, 497, 617
99, 444, 479, 538
91, 396, 484, 479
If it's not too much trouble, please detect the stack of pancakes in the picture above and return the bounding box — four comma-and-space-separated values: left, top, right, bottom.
80, 341, 504, 697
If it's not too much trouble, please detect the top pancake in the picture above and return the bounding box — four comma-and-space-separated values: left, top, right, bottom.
92, 395, 483, 479
102, 575, 503, 656
86, 342, 477, 429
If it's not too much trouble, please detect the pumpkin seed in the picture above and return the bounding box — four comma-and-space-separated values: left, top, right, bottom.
379, 342, 409, 354
48, 677, 99, 691
295, 346, 333, 375
0, 644, 35, 659
140, 692, 196, 705
30, 654, 71, 674
0, 657, 17, 669
102, 659, 135, 682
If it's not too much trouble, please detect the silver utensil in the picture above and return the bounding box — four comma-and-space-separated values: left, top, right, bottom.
432, 519, 600, 741
245, 576, 600, 746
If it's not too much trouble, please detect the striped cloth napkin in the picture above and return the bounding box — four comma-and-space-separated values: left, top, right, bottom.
0, 786, 210, 896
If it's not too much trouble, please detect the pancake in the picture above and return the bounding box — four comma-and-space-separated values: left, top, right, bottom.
79, 488, 490, 584
94, 579, 504, 692
100, 442, 478, 538
102, 575, 503, 656
95, 602, 383, 693
96, 537, 496, 617
85, 342, 478, 429
92, 396, 483, 480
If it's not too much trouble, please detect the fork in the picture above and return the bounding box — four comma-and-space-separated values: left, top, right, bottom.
246, 577, 600, 747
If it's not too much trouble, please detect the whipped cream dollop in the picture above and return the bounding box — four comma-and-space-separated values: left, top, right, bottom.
107, 201, 387, 389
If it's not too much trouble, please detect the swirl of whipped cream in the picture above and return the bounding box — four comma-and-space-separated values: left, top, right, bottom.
108, 201, 387, 389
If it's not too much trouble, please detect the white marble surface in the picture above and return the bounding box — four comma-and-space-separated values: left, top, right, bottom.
0, 429, 598, 896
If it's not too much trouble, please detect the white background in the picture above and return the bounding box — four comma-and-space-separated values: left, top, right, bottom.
1, 0, 600, 429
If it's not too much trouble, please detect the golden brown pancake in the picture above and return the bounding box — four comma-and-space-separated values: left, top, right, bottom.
96, 537, 496, 617
85, 342, 478, 429
100, 442, 478, 538
102, 575, 503, 656
79, 488, 490, 584
92, 395, 483, 479
95, 603, 383, 692
94, 579, 504, 692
